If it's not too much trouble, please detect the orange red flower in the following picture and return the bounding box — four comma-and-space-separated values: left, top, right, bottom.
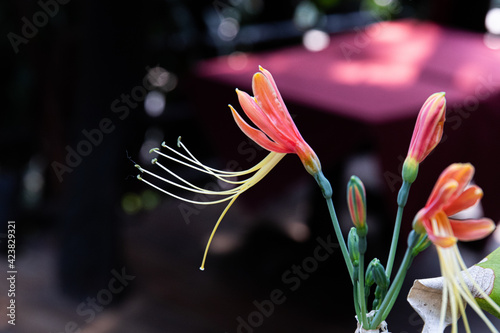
413, 163, 495, 247
229, 66, 321, 176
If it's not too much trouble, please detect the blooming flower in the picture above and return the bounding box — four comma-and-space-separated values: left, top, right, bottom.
412, 163, 499, 332
412, 163, 495, 247
230, 66, 322, 177
402, 92, 446, 183
136, 66, 325, 270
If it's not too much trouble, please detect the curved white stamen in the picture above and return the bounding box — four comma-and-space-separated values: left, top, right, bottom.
172, 140, 262, 176
437, 245, 500, 333
153, 161, 241, 192
137, 174, 238, 205
152, 147, 252, 185
137, 139, 287, 270
138, 166, 236, 196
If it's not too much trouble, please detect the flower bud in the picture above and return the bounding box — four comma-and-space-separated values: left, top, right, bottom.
365, 258, 377, 288
347, 175, 367, 237
371, 260, 389, 290
406, 92, 446, 165
348, 227, 360, 266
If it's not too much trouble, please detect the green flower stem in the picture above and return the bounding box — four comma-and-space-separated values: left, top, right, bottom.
325, 196, 354, 278
357, 250, 369, 328
353, 282, 362, 322
385, 180, 412, 279
385, 205, 403, 279
370, 238, 416, 328
314, 171, 354, 278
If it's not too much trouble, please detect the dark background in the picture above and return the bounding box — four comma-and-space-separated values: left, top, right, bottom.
1, 0, 498, 332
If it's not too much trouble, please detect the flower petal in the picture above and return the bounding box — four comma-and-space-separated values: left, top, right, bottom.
236, 89, 295, 151
449, 218, 496, 242
258, 66, 298, 131
444, 185, 483, 217
229, 105, 292, 154
252, 72, 300, 142
427, 233, 457, 248
428, 164, 474, 207
426, 211, 456, 247
425, 180, 459, 218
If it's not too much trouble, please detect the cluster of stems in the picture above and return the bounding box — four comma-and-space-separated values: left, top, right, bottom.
315, 170, 428, 330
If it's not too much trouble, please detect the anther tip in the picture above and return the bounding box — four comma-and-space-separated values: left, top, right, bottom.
199, 267, 205, 271
161, 141, 167, 147
149, 148, 159, 154
136, 175, 142, 180
177, 137, 182, 147
151, 158, 157, 164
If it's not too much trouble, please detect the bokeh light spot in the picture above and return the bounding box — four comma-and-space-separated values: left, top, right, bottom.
147, 67, 178, 92
303, 29, 330, 52
294, 1, 320, 30
227, 51, 249, 70
374, 0, 394, 6
141, 189, 160, 211
122, 192, 143, 215
218, 18, 240, 41
144, 91, 165, 117
486, 8, 500, 34
484, 32, 500, 49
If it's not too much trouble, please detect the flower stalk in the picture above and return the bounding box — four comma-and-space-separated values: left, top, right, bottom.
386, 92, 446, 279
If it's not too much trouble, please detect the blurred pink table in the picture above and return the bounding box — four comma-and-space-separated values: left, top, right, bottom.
190, 19, 500, 221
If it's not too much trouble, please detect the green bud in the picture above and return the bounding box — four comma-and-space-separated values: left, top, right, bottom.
371, 260, 389, 290
365, 258, 377, 288
402, 157, 419, 184
348, 227, 360, 265
373, 286, 385, 310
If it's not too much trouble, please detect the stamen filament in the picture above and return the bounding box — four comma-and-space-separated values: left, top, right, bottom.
200, 194, 240, 271
137, 175, 238, 205
153, 145, 275, 186
136, 140, 287, 271
437, 246, 500, 333
163, 140, 263, 177
137, 165, 240, 196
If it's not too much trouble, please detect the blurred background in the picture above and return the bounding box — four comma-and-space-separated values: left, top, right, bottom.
1, 0, 500, 332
